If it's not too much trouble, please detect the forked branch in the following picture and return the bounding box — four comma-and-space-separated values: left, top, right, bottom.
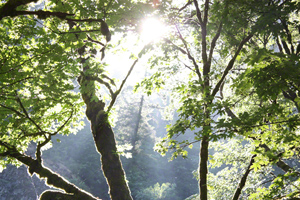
211, 34, 253, 97
107, 59, 139, 112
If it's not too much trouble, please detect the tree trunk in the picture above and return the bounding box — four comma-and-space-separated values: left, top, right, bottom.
199, 136, 209, 200
132, 95, 144, 152
92, 113, 133, 200
79, 73, 133, 200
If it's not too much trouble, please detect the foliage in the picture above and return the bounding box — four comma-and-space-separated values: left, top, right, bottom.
135, 0, 300, 199
136, 182, 177, 200
0, 0, 160, 199
1, 0, 300, 199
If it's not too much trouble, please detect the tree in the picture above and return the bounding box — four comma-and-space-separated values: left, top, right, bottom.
0, 0, 157, 199
138, 0, 300, 199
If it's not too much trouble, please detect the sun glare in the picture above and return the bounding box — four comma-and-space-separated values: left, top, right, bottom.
141, 18, 167, 44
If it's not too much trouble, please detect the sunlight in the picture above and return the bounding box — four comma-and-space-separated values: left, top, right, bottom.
141, 18, 167, 44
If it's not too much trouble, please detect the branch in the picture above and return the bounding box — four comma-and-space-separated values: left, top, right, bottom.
281, 39, 291, 55
208, 22, 222, 67
107, 59, 138, 113
60, 29, 102, 34
6, 149, 99, 200
211, 34, 253, 97
276, 37, 283, 53
280, 18, 294, 54
223, 102, 299, 175
0, 0, 38, 20
178, 0, 193, 12
164, 38, 188, 54
260, 144, 297, 174
174, 26, 203, 84
0, 151, 10, 157
193, 0, 203, 25
203, 0, 209, 25
0, 103, 25, 117
232, 154, 256, 200
179, 60, 196, 72
16, 10, 74, 19
89, 76, 115, 97
36, 134, 51, 163
15, 93, 43, 132
52, 106, 75, 135
0, 140, 12, 150
66, 18, 104, 23
87, 35, 105, 46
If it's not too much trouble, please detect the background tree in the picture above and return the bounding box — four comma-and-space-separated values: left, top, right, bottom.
138, 0, 300, 199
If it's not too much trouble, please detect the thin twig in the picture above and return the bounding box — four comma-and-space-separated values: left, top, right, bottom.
107, 59, 139, 112
174, 26, 203, 84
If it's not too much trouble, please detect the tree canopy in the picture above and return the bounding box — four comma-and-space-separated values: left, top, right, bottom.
0, 0, 300, 200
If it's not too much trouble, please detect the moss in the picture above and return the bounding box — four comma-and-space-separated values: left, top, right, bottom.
39, 190, 74, 200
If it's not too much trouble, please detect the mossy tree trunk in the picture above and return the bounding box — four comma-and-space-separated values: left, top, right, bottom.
78, 73, 133, 200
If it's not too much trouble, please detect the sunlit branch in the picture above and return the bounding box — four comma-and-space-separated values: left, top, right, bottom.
178, 0, 193, 12
275, 192, 300, 200
208, 22, 222, 67
6, 148, 99, 200
15, 93, 43, 132
281, 39, 291, 55
60, 29, 102, 34
276, 37, 283, 53
260, 144, 299, 174
224, 106, 298, 175
16, 10, 74, 19
89, 76, 115, 97
179, 59, 196, 72
36, 134, 51, 163
164, 38, 187, 54
87, 35, 105, 46
193, 0, 209, 74
100, 74, 116, 86
203, 0, 209, 25
193, 0, 203, 25
178, 140, 200, 150
174, 26, 203, 84
231, 154, 256, 200
211, 34, 253, 98
107, 59, 139, 113
18, 131, 47, 139
52, 107, 74, 135
67, 18, 104, 23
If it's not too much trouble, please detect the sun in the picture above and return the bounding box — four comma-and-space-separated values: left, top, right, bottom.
140, 18, 167, 44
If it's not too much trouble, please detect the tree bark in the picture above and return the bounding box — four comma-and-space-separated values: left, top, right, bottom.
7, 150, 99, 200
199, 136, 209, 200
79, 74, 133, 200
92, 114, 133, 200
